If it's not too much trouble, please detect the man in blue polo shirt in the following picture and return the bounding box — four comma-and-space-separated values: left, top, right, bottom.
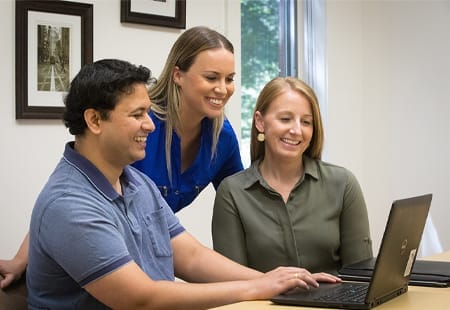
27, 59, 340, 309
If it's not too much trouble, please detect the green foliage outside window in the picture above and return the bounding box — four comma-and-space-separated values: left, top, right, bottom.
241, 0, 280, 140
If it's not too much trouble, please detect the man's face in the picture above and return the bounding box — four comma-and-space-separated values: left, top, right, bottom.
98, 83, 155, 168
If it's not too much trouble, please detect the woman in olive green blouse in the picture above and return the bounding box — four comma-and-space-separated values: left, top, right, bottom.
212, 77, 373, 275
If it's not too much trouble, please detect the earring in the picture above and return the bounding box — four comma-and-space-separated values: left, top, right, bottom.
257, 132, 265, 142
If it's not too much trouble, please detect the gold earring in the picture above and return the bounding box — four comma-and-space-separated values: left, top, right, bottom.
257, 133, 265, 142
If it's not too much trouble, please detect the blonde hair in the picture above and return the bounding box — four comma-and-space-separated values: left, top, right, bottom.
250, 77, 324, 162
150, 26, 234, 179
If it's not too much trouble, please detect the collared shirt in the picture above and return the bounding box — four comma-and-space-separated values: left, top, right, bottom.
132, 111, 243, 213
212, 156, 373, 275
27, 142, 185, 310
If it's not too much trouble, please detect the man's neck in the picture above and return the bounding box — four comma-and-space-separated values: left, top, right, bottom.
73, 138, 123, 192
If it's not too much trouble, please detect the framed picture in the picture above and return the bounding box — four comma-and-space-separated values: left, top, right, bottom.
121, 0, 186, 29
15, 0, 93, 119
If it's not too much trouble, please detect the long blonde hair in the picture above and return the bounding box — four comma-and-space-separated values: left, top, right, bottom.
150, 26, 234, 178
250, 77, 324, 163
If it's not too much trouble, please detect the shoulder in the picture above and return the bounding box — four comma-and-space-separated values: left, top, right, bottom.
127, 165, 160, 190
221, 168, 249, 183
306, 157, 358, 184
317, 160, 349, 174
37, 159, 95, 205
223, 118, 237, 130
214, 118, 239, 149
220, 118, 239, 138
218, 167, 255, 191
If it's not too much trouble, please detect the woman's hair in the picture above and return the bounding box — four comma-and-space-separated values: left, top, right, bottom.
149, 26, 234, 178
63, 59, 154, 135
250, 77, 324, 162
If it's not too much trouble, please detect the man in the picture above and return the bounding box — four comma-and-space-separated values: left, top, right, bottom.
27, 59, 340, 309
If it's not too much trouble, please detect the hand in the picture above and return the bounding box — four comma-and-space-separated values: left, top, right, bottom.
311, 272, 342, 283
0, 258, 26, 289
244, 267, 340, 301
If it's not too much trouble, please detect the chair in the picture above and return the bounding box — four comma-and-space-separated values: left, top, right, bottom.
0, 274, 27, 310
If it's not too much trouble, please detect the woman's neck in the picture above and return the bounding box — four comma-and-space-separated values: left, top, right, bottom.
258, 155, 304, 202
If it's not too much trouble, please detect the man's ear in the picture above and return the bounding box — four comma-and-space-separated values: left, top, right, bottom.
254, 111, 265, 132
84, 108, 102, 135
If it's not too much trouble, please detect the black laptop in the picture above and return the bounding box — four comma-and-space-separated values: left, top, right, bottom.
271, 194, 432, 309
339, 257, 450, 288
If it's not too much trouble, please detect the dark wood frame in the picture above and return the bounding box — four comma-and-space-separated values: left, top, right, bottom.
121, 0, 186, 29
15, 0, 93, 119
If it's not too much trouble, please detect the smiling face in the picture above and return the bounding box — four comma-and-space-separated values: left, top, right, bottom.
255, 89, 313, 162
173, 47, 235, 122
98, 83, 155, 167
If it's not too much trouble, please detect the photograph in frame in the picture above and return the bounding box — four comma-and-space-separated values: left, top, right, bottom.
121, 0, 186, 29
16, 0, 93, 119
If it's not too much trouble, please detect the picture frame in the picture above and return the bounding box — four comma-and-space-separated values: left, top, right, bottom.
15, 0, 93, 119
121, 0, 186, 29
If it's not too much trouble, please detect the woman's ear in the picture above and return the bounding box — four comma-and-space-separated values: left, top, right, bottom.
83, 108, 102, 135
254, 111, 265, 133
172, 66, 181, 86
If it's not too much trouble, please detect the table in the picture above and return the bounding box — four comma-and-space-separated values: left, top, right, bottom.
212, 251, 450, 309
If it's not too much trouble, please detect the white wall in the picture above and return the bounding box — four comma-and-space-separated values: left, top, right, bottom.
1, 0, 449, 260
326, 0, 450, 254
0, 0, 240, 257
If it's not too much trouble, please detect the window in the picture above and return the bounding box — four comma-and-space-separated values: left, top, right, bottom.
240, 0, 326, 165
240, 0, 298, 166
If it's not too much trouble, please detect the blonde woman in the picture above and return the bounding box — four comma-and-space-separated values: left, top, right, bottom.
132, 26, 243, 213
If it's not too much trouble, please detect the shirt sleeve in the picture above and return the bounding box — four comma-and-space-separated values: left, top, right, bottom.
39, 194, 132, 286
212, 119, 244, 189
211, 178, 248, 266
339, 170, 373, 266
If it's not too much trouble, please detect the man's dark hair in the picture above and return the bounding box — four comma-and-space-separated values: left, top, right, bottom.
63, 59, 154, 135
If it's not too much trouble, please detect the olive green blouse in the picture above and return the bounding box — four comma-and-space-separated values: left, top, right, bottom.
212, 156, 373, 275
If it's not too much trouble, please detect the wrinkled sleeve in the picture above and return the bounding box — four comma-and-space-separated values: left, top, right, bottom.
339, 170, 373, 266
211, 178, 248, 266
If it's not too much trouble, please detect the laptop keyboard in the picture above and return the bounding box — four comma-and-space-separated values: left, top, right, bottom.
314, 283, 368, 303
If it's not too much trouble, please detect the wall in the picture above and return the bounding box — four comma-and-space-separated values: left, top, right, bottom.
1, 0, 449, 259
0, 0, 240, 257
326, 0, 450, 254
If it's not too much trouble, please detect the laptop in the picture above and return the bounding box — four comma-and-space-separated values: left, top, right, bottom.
271, 194, 432, 309
339, 257, 450, 288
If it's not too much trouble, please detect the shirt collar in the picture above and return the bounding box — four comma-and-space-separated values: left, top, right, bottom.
243, 155, 319, 189
62, 142, 139, 201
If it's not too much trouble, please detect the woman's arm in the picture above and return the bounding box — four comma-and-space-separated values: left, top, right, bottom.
211, 180, 248, 266
339, 171, 373, 265
0, 232, 29, 288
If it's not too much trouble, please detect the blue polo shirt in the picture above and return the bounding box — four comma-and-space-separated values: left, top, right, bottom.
27, 142, 185, 309
132, 111, 243, 213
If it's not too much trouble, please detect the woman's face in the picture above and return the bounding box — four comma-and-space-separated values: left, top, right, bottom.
173, 47, 235, 121
255, 89, 313, 162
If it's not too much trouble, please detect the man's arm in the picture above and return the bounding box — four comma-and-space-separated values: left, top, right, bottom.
84, 231, 340, 310
0, 232, 29, 289
173, 231, 260, 282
